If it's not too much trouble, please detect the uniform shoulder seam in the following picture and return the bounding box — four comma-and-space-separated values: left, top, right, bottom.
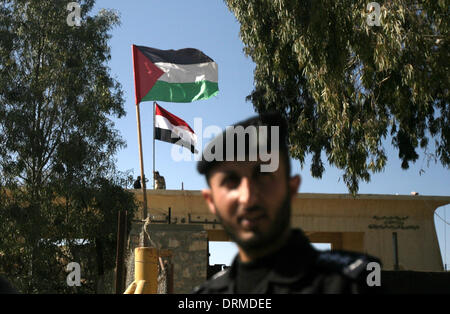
192, 268, 231, 293
316, 250, 380, 280
210, 268, 228, 280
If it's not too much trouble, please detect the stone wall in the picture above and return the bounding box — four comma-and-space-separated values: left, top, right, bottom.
147, 224, 208, 293
124, 220, 144, 292
125, 222, 208, 294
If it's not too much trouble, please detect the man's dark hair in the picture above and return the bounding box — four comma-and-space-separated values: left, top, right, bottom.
197, 112, 291, 184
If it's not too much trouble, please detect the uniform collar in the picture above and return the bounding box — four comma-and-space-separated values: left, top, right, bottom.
263, 228, 318, 285
209, 228, 318, 292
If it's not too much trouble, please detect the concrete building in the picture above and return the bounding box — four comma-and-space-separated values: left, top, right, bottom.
126, 190, 450, 293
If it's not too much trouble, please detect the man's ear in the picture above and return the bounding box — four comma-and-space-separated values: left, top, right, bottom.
201, 188, 216, 215
288, 175, 301, 200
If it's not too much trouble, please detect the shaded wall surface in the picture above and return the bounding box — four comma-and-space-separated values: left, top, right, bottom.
381, 271, 450, 294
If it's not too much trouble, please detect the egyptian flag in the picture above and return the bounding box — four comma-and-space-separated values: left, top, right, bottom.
132, 45, 218, 104
154, 104, 197, 153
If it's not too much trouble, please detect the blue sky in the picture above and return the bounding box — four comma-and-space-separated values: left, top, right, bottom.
92, 0, 449, 268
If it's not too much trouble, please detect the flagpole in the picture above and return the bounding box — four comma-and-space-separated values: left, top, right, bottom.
135, 102, 148, 221
153, 101, 156, 190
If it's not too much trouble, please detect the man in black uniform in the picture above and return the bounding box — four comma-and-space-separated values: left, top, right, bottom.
193, 112, 381, 294
133, 176, 142, 189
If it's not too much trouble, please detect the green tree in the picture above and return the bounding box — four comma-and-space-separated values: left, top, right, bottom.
225, 0, 449, 193
0, 0, 137, 293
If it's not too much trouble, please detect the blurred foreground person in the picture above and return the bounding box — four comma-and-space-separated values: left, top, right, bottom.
193, 113, 381, 294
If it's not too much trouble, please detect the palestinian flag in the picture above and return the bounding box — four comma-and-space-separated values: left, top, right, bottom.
154, 103, 198, 153
132, 45, 218, 104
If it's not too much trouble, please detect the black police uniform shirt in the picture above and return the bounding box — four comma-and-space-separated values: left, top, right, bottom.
193, 228, 382, 294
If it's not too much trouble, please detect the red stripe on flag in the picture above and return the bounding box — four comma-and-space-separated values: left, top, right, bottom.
132, 45, 164, 105
155, 104, 195, 134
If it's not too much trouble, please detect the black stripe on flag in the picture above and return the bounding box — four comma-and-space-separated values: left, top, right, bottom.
155, 127, 197, 154
136, 46, 214, 65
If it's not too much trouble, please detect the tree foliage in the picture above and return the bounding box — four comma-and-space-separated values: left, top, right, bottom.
0, 0, 137, 293
225, 0, 449, 193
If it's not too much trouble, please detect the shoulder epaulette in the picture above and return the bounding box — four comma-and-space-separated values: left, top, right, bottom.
316, 250, 381, 280
191, 268, 230, 294
210, 268, 228, 281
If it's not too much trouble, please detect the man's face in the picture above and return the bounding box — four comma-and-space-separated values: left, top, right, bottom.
202, 158, 301, 253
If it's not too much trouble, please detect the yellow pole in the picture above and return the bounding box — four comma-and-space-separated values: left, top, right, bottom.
134, 247, 158, 293
123, 247, 173, 294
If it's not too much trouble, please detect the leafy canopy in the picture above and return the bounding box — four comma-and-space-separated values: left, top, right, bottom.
0, 0, 137, 293
225, 0, 449, 194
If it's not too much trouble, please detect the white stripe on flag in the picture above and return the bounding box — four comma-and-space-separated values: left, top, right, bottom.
154, 62, 218, 84
155, 114, 197, 145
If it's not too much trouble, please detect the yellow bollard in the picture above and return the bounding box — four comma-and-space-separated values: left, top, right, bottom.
124, 281, 137, 294
124, 247, 159, 294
